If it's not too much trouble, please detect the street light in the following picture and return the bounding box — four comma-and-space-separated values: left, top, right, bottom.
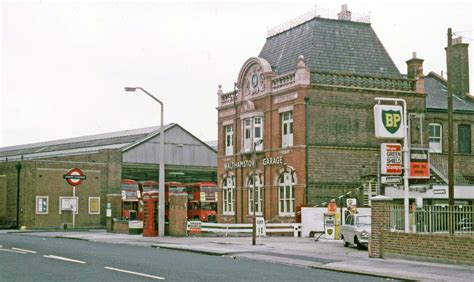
124, 86, 165, 237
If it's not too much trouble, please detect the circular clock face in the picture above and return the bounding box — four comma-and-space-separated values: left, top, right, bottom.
251, 74, 258, 88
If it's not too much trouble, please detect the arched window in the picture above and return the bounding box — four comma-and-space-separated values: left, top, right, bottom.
278, 171, 295, 216
248, 173, 263, 215
222, 176, 235, 215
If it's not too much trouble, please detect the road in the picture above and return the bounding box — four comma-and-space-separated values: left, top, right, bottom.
0, 233, 392, 281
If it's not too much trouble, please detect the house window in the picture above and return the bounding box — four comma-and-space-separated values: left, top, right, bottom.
458, 124, 471, 154
223, 176, 235, 215
89, 197, 100, 214
225, 125, 233, 156
429, 123, 442, 153
244, 119, 252, 152
36, 196, 48, 214
278, 171, 295, 216
282, 112, 293, 148
254, 117, 263, 151
248, 173, 263, 215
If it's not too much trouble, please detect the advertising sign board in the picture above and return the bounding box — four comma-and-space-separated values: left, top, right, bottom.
381, 143, 402, 175
409, 148, 430, 179
374, 105, 404, 139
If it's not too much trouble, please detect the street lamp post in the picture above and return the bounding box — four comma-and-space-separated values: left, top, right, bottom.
124, 87, 165, 237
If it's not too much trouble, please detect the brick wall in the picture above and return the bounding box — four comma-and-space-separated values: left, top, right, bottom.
306, 86, 425, 205
370, 196, 474, 265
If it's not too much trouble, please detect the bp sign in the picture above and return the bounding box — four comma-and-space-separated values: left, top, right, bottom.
374, 105, 404, 139
63, 168, 86, 186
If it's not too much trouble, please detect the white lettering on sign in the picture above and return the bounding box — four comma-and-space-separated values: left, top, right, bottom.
381, 143, 402, 175
263, 156, 283, 166
224, 160, 254, 170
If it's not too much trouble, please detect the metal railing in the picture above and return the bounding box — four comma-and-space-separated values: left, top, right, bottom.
390, 205, 473, 235
186, 221, 301, 237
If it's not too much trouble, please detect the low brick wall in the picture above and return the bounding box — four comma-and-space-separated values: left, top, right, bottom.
112, 219, 129, 234
382, 231, 474, 265
370, 196, 474, 265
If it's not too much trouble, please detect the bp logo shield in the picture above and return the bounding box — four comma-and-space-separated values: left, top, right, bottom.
374, 104, 404, 139
382, 110, 401, 133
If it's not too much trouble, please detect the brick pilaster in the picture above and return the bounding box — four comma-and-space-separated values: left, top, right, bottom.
168, 193, 187, 236
369, 195, 392, 258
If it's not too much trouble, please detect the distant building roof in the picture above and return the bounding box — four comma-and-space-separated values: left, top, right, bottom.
425, 72, 474, 112
259, 17, 401, 78
0, 124, 175, 161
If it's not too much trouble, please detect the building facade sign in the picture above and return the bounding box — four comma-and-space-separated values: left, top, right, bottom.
263, 156, 283, 166
224, 160, 254, 170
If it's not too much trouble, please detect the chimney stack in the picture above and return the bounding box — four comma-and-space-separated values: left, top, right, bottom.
406, 52, 424, 93
448, 37, 470, 99
337, 4, 352, 21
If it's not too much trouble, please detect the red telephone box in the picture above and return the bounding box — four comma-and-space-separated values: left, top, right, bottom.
143, 191, 159, 237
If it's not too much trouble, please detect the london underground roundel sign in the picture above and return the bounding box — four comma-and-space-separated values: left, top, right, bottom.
64, 168, 86, 186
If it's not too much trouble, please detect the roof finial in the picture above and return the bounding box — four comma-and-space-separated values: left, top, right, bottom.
297, 55, 306, 68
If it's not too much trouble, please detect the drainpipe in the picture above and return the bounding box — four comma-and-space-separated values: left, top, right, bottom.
304, 96, 310, 204
15, 162, 22, 229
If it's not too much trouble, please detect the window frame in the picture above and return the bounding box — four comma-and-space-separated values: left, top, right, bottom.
282, 111, 294, 148
429, 123, 442, 153
254, 117, 263, 152
224, 124, 234, 156
248, 173, 263, 216
243, 119, 252, 153
222, 176, 235, 215
458, 124, 471, 154
278, 171, 295, 216
36, 196, 49, 215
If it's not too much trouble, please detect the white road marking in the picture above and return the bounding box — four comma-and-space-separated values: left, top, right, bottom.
104, 267, 165, 280
43, 255, 86, 264
11, 247, 37, 254
0, 249, 27, 254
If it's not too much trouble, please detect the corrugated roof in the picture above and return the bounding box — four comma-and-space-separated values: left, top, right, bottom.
0, 124, 175, 161
259, 17, 401, 78
425, 72, 474, 112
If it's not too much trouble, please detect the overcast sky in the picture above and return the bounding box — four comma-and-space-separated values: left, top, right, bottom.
1, 0, 473, 148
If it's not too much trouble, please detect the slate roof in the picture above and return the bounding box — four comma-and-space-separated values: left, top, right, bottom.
0, 124, 175, 161
424, 72, 474, 112
259, 17, 401, 78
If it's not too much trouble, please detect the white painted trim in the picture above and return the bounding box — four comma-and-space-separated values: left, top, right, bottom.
222, 119, 233, 126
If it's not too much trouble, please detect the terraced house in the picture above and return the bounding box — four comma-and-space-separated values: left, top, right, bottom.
216, 6, 474, 224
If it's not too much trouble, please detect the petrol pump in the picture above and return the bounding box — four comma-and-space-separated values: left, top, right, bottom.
142, 191, 159, 237
324, 200, 341, 239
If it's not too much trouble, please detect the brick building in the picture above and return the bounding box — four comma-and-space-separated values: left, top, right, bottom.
0, 124, 216, 229
216, 6, 474, 223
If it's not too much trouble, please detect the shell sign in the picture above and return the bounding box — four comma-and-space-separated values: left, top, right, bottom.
374, 104, 405, 139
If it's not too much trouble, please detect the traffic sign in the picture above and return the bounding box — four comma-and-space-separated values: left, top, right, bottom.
64, 168, 86, 186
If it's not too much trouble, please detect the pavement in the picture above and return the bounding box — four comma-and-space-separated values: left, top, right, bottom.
5, 229, 474, 281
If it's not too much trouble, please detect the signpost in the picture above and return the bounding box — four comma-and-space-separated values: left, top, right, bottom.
375, 98, 410, 233
63, 168, 86, 229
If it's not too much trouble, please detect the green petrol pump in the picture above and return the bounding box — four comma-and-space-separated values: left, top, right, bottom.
324, 200, 341, 239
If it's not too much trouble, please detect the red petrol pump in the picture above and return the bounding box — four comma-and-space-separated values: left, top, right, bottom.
143, 191, 159, 236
